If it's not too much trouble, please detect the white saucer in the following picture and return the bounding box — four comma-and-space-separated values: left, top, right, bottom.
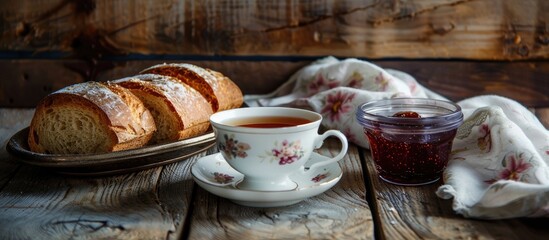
191, 152, 342, 207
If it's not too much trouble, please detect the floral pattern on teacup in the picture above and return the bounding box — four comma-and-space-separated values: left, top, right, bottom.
261, 140, 304, 165
213, 172, 234, 184
312, 172, 330, 183
219, 134, 251, 160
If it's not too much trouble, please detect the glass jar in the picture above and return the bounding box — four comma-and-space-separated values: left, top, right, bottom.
356, 98, 463, 186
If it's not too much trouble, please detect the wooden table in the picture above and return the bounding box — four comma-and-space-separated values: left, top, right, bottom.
1, 108, 548, 240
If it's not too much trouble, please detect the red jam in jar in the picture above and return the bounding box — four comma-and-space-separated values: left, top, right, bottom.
365, 127, 457, 185
356, 98, 463, 186
392, 111, 421, 118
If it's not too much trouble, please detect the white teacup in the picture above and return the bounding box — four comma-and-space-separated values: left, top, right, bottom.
210, 107, 348, 191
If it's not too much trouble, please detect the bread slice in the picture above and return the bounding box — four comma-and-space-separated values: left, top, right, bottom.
113, 74, 214, 143
28, 82, 156, 154
141, 63, 243, 112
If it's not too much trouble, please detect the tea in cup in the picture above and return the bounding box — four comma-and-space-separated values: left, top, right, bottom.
210, 107, 348, 191
356, 98, 463, 186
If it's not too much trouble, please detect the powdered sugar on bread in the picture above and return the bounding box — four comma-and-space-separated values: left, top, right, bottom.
113, 74, 213, 143
141, 63, 243, 112
28, 63, 243, 155
28, 82, 156, 154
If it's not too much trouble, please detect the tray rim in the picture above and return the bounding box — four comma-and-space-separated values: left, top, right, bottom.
52, 141, 216, 177
6, 127, 216, 168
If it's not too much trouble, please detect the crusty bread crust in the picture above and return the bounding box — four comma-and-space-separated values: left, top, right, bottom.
141, 63, 243, 112
28, 63, 243, 155
103, 82, 156, 150
113, 74, 213, 143
28, 82, 156, 154
206, 68, 244, 110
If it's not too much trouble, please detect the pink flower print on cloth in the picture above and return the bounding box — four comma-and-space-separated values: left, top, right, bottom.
320, 90, 356, 124
293, 58, 421, 100
477, 124, 492, 152
261, 140, 305, 165
219, 134, 251, 160
485, 151, 533, 184
373, 72, 390, 91
307, 69, 376, 97
437, 97, 549, 219
307, 73, 340, 96
346, 71, 364, 89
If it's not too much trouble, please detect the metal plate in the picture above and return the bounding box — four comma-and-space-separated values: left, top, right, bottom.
6, 127, 216, 176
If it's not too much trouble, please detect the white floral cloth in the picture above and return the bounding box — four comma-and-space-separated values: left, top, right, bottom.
244, 56, 549, 219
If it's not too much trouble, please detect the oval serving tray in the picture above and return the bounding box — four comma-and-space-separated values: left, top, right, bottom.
6, 127, 216, 176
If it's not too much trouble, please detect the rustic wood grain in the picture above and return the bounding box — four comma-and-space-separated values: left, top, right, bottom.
375, 61, 549, 108
361, 148, 549, 240
0, 108, 34, 194
187, 140, 374, 240
0, 59, 310, 107
0, 110, 201, 239
0, 157, 203, 240
0, 0, 548, 60
155, 152, 208, 239
2, 59, 548, 108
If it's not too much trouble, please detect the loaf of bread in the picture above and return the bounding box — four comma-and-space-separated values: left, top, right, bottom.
27, 63, 243, 155
141, 63, 243, 112
112, 74, 213, 143
28, 82, 156, 154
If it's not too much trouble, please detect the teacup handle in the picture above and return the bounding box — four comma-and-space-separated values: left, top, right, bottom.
307, 130, 348, 171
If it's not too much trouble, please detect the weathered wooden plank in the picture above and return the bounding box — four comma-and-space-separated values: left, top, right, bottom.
0, 108, 34, 146
0, 59, 310, 107
156, 152, 210, 239
361, 148, 549, 240
187, 140, 374, 239
0, 156, 203, 240
0, 0, 547, 60
2, 59, 549, 108
375, 61, 549, 108
0, 110, 200, 240
0, 168, 158, 239
0, 108, 34, 192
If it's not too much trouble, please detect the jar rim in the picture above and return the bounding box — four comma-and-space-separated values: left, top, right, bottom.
356, 98, 463, 133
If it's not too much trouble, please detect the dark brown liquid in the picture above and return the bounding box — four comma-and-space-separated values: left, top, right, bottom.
229, 116, 311, 128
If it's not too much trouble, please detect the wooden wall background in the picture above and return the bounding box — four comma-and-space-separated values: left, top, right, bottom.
0, 0, 548, 107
